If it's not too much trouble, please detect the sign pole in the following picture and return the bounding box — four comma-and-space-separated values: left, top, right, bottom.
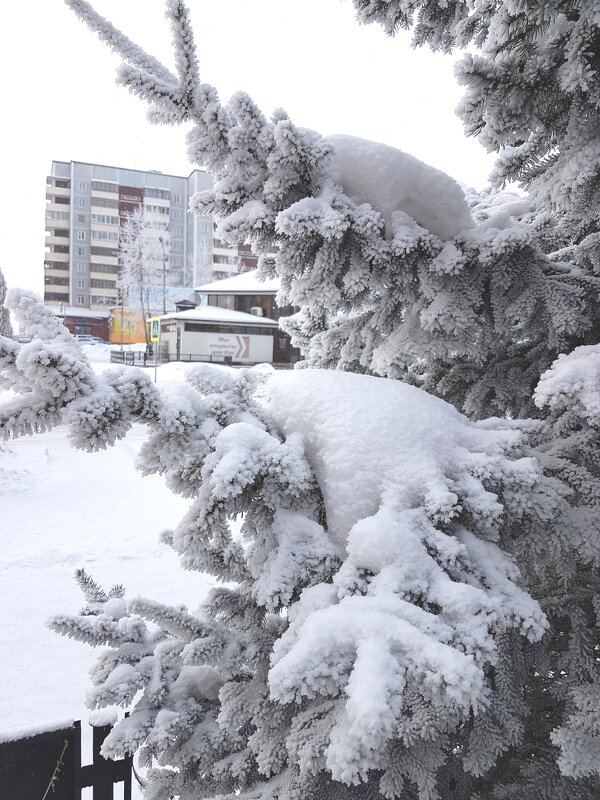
149, 317, 161, 384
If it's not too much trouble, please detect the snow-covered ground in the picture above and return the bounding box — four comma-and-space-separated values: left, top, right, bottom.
0, 348, 214, 794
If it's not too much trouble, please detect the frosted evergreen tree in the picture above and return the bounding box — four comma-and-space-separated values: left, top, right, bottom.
351, 1, 600, 242
1, 289, 576, 800
0, 266, 13, 338
0, 0, 595, 798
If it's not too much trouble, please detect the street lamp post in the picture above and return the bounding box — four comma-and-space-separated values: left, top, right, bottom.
120, 290, 124, 352
159, 235, 167, 315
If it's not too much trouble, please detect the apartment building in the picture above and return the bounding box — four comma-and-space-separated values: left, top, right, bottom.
212, 235, 259, 280
44, 160, 221, 312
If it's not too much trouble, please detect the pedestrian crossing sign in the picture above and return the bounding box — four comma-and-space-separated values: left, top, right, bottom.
150, 317, 161, 342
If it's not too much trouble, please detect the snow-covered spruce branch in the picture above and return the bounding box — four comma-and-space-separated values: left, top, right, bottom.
0, 291, 162, 449
528, 346, 600, 780
0, 266, 12, 338
0, 290, 97, 439
349, 0, 486, 50
33, 307, 579, 798
65, 0, 600, 420
4, 289, 594, 796
351, 1, 600, 240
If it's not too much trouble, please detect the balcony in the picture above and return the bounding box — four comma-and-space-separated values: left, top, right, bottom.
46, 184, 71, 198
91, 188, 119, 198
90, 254, 119, 266
45, 235, 70, 247
46, 196, 70, 207
44, 249, 69, 261
44, 262, 70, 273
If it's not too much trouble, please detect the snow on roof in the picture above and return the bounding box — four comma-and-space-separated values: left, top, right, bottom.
51, 306, 110, 319
159, 305, 279, 326
195, 270, 280, 295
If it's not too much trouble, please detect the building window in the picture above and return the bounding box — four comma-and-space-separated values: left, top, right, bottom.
172, 193, 182, 203
77, 214, 86, 223
91, 230, 119, 241
77, 263, 86, 273
91, 197, 119, 209
145, 187, 170, 200
76, 230, 86, 241
90, 246, 118, 257
91, 279, 109, 291
91, 214, 119, 225
92, 180, 118, 193
183, 322, 275, 336
76, 246, 85, 256
78, 198, 87, 208
76, 295, 85, 305
78, 181, 88, 190
44, 276, 70, 286
144, 204, 170, 216
77, 279, 85, 288
89, 263, 119, 274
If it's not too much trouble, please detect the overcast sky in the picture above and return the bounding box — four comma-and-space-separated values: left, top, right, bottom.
2, 0, 495, 295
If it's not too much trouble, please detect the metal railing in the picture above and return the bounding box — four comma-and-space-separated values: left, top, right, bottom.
110, 350, 150, 366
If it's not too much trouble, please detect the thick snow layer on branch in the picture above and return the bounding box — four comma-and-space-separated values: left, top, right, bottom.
534, 344, 600, 421
327, 134, 474, 240
265, 369, 523, 547
261, 369, 548, 781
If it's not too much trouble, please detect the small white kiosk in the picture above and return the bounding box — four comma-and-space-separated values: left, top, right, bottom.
159, 305, 280, 364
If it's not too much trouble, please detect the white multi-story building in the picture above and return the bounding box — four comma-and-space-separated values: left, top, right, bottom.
44, 160, 248, 312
